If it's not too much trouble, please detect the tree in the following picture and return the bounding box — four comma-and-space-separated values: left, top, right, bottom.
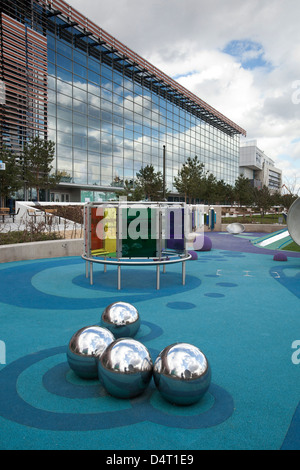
174, 156, 206, 203
21, 136, 61, 201
202, 173, 218, 204
252, 185, 273, 217
0, 147, 23, 206
117, 179, 144, 201
234, 175, 253, 208
216, 180, 235, 205
134, 165, 168, 201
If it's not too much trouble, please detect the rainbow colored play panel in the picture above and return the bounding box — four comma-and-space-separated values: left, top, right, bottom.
82, 202, 204, 289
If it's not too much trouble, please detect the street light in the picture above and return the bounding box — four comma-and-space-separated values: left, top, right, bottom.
0, 160, 5, 207
163, 145, 166, 201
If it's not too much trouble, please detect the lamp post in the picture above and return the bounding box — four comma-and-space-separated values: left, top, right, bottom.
0, 160, 6, 207
163, 145, 166, 201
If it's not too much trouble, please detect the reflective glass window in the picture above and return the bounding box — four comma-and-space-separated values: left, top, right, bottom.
73, 86, 87, 102
57, 118, 72, 134
74, 49, 87, 67
74, 63, 87, 79
57, 54, 72, 71
88, 70, 100, 85
102, 65, 112, 80
57, 132, 72, 147
74, 135, 87, 149
57, 67, 72, 82
48, 63, 56, 76
73, 123, 87, 136
89, 106, 100, 119
57, 41, 72, 59
101, 140, 113, 154
88, 116, 101, 130
48, 103, 56, 116
73, 112, 87, 127
88, 56, 100, 73
73, 99, 87, 114
57, 106, 72, 121
88, 139, 100, 152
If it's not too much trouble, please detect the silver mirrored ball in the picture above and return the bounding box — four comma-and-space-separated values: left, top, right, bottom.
97, 338, 153, 398
153, 343, 211, 405
67, 325, 115, 379
101, 301, 140, 338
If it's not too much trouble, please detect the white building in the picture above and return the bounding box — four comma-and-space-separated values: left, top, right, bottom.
239, 140, 282, 193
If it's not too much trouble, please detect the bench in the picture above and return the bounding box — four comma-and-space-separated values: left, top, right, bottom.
0, 208, 10, 223
27, 209, 44, 223
8, 208, 19, 222
44, 209, 61, 224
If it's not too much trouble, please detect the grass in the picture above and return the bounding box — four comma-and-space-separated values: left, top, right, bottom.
283, 241, 300, 252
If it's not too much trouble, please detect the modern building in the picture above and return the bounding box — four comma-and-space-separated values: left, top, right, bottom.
239, 140, 282, 193
0, 0, 246, 203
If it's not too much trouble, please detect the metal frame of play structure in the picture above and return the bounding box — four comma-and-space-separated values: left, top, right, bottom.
82, 201, 205, 290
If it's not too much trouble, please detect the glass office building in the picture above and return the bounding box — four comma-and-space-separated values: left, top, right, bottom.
0, 0, 246, 202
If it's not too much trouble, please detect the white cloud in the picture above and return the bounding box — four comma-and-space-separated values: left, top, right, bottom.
66, 0, 300, 189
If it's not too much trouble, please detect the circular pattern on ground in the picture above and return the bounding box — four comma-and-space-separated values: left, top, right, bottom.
0, 347, 234, 431
0, 259, 202, 310
166, 302, 196, 310
216, 282, 238, 288
204, 293, 225, 298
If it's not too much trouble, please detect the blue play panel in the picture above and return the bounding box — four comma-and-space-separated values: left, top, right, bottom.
0, 233, 299, 450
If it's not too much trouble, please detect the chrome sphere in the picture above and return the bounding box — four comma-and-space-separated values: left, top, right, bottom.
226, 223, 245, 234
153, 343, 211, 406
97, 338, 153, 398
67, 326, 115, 379
101, 301, 140, 338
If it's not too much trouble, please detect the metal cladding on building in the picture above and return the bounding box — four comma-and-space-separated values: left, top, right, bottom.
0, 0, 246, 201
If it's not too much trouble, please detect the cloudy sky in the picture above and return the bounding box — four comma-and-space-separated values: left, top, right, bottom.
67, 0, 300, 192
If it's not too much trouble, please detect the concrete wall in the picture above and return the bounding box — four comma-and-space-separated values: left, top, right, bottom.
0, 238, 83, 263
220, 224, 287, 233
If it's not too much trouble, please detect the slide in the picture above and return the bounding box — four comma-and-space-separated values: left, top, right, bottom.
253, 229, 292, 250
253, 198, 300, 251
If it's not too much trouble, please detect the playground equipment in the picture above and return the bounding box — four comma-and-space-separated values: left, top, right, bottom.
206, 207, 216, 230
101, 301, 140, 338
287, 198, 300, 247
67, 326, 115, 379
82, 202, 205, 290
226, 223, 245, 234
97, 338, 153, 399
153, 343, 211, 406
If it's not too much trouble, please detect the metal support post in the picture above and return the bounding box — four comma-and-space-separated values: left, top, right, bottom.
90, 262, 93, 285
156, 265, 160, 290
182, 261, 186, 286
118, 265, 121, 290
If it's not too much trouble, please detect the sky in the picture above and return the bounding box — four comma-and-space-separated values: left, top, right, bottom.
67, 0, 300, 193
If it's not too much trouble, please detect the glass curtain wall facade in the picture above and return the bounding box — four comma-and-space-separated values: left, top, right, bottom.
0, 0, 246, 202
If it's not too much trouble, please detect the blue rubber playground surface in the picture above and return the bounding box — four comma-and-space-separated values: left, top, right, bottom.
0, 232, 299, 450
